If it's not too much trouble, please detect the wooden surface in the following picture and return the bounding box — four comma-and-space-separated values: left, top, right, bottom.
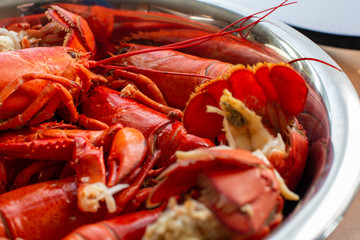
319, 45, 360, 239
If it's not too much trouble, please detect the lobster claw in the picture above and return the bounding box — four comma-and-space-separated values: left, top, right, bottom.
107, 127, 148, 187
46, 5, 96, 54
147, 148, 284, 239
202, 168, 284, 238
63, 208, 164, 240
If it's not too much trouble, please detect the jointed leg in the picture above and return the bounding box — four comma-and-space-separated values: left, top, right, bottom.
0, 82, 79, 130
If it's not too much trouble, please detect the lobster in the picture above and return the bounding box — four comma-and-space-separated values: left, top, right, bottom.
50, 3, 280, 64
0, 122, 150, 212
194, 88, 308, 191
80, 86, 214, 167
0, 177, 162, 240
85, 2, 294, 109
0, 177, 108, 240
145, 147, 288, 240
0, 5, 110, 130
106, 43, 233, 109
94, 40, 309, 191
0, 4, 220, 130
0, 2, 292, 132
0, 116, 210, 239
91, 43, 309, 190
0, 46, 107, 130
0, 4, 181, 131
63, 207, 164, 240
0, 121, 166, 239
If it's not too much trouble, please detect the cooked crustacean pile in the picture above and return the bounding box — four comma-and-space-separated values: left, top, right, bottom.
0, 1, 312, 239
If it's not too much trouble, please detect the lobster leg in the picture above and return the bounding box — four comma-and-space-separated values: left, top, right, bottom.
25, 95, 62, 126
111, 69, 167, 106
114, 151, 160, 214
12, 161, 63, 189
0, 158, 7, 193
0, 137, 75, 161
0, 83, 79, 130
0, 58, 102, 129
119, 84, 183, 120
0, 72, 80, 104
77, 114, 109, 130
0, 84, 57, 130
123, 187, 153, 214
0, 123, 124, 161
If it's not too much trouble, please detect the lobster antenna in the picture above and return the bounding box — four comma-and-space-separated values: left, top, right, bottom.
99, 64, 213, 79
94, 1, 296, 66
288, 58, 342, 72
234, 0, 297, 39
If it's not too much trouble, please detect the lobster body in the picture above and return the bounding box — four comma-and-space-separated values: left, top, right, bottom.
0, 178, 107, 240
123, 29, 280, 65
0, 46, 96, 129
0, 122, 119, 161
0, 47, 77, 119
81, 86, 166, 139
0, 5, 102, 130
53, 4, 281, 64
81, 86, 214, 166
116, 44, 232, 109
0, 13, 45, 29
50, 4, 220, 40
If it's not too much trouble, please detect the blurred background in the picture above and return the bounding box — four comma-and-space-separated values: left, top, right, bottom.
230, 0, 360, 49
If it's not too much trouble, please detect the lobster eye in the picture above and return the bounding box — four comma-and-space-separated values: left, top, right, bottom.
67, 51, 80, 59
116, 46, 131, 55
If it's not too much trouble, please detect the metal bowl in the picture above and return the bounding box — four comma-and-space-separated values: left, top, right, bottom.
1, 0, 360, 239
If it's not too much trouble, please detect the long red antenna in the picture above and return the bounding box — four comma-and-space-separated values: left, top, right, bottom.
288, 58, 342, 72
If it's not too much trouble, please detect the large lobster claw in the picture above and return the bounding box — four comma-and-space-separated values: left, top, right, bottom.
147, 148, 284, 239
45, 5, 96, 54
